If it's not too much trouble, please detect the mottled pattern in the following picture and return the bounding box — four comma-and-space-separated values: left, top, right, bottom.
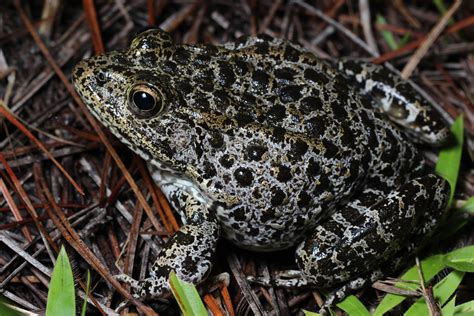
73, 28, 450, 300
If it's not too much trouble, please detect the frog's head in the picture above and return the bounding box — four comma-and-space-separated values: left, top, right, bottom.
72, 28, 195, 172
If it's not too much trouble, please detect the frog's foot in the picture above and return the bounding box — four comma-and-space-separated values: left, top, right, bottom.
115, 193, 220, 299
115, 273, 168, 298
295, 173, 449, 291
337, 59, 450, 146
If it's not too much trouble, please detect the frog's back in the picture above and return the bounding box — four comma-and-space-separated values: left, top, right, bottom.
157, 36, 415, 249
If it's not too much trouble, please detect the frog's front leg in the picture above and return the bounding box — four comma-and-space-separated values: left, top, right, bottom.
116, 192, 220, 298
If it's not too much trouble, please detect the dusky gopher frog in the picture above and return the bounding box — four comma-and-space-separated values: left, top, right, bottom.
72, 28, 450, 304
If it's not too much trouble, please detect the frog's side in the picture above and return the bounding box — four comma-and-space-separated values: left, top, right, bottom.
72, 29, 450, 303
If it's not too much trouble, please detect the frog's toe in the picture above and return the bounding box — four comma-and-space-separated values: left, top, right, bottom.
115, 273, 169, 298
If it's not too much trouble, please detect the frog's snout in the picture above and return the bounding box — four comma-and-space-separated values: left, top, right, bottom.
71, 59, 91, 89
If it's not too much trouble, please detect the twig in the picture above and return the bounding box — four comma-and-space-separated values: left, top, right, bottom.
359, 0, 379, 55
401, 0, 462, 79
415, 257, 441, 316
0, 101, 84, 195
82, 0, 105, 54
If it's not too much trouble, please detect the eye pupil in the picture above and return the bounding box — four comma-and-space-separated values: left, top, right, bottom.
133, 91, 156, 111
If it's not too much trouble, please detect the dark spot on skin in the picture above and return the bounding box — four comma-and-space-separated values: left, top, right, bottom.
203, 161, 216, 178
218, 62, 236, 87
177, 81, 193, 95
222, 118, 233, 129
266, 104, 286, 122
231, 223, 240, 229
194, 53, 211, 65
73, 66, 84, 79
272, 127, 285, 143
249, 227, 259, 236
195, 97, 210, 109
252, 188, 261, 199
276, 165, 292, 182
162, 60, 178, 74
246, 144, 267, 161
340, 124, 354, 145
322, 138, 339, 158
291, 139, 309, 159
343, 60, 362, 74
239, 93, 256, 108
304, 68, 328, 84
274, 68, 296, 81
257, 33, 274, 41
203, 45, 219, 55
307, 158, 320, 177
332, 100, 348, 118
280, 85, 302, 103
112, 54, 130, 66
234, 167, 254, 186
297, 191, 311, 208
270, 230, 283, 240
233, 207, 246, 221
300, 96, 323, 114
283, 44, 301, 62
255, 41, 270, 54
173, 47, 191, 64
271, 187, 286, 206
234, 58, 249, 76
306, 116, 327, 137
252, 70, 270, 90
214, 89, 230, 105
236, 35, 249, 46
260, 208, 275, 222
198, 80, 214, 92
219, 154, 234, 168
235, 112, 254, 126
208, 131, 224, 149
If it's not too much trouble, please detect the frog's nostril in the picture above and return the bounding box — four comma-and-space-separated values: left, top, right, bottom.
97, 71, 107, 83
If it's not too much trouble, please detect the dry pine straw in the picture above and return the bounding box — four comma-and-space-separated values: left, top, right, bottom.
0, 1, 473, 315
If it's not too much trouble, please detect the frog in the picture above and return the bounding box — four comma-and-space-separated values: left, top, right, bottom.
72, 28, 451, 305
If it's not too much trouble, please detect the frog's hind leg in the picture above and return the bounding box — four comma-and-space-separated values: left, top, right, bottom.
295, 173, 449, 289
337, 60, 449, 146
250, 174, 449, 306
116, 191, 220, 299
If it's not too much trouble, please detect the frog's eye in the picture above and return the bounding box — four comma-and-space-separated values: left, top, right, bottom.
128, 84, 164, 118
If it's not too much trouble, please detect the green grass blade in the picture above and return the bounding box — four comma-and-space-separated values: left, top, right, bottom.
441, 295, 455, 316
460, 196, 474, 213
444, 245, 474, 272
376, 14, 398, 50
435, 115, 464, 207
337, 295, 370, 316
404, 270, 464, 316
46, 246, 75, 316
0, 296, 34, 316
169, 271, 207, 316
303, 309, 321, 316
373, 254, 446, 315
80, 270, 91, 316
433, 0, 454, 25
454, 300, 474, 314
